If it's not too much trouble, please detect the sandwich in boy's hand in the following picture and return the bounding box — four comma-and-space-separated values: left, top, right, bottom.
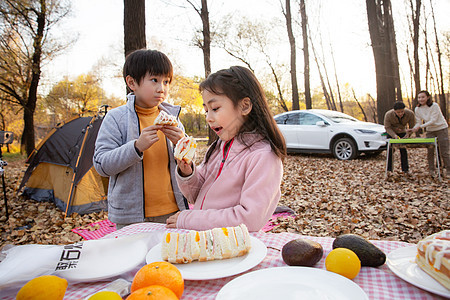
174, 136, 197, 164
161, 224, 252, 264
154, 110, 178, 126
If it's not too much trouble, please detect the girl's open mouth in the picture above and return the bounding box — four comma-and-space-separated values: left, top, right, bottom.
213, 127, 223, 133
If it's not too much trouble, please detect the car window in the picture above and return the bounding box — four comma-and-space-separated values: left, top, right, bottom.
274, 115, 288, 125
285, 113, 300, 125
300, 113, 323, 125
316, 111, 358, 123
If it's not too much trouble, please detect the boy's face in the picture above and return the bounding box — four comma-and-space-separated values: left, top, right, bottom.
126, 73, 171, 108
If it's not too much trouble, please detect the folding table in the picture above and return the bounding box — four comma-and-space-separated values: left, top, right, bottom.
385, 137, 440, 181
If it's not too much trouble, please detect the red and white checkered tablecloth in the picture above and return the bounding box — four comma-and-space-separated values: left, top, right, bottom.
1, 223, 447, 299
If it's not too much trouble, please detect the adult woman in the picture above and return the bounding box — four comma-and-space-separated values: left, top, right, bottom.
409, 90, 449, 176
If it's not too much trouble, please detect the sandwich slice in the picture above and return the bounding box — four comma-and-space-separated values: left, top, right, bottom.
174, 136, 197, 164
177, 233, 192, 264
189, 231, 200, 261
204, 230, 215, 261
198, 230, 211, 262
154, 110, 178, 126
233, 225, 250, 256
161, 224, 252, 264
239, 224, 252, 251
161, 232, 170, 261
212, 228, 233, 259
166, 232, 179, 264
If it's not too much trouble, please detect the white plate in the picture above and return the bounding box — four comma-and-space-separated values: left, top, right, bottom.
56, 234, 149, 282
216, 266, 369, 300
145, 236, 266, 280
386, 246, 450, 298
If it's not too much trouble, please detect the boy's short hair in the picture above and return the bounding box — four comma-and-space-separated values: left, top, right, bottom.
393, 101, 406, 110
123, 49, 173, 91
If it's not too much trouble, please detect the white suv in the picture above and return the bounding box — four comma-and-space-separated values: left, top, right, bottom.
274, 109, 388, 160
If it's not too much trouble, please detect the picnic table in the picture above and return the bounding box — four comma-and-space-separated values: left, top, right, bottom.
1, 222, 447, 299
385, 137, 441, 181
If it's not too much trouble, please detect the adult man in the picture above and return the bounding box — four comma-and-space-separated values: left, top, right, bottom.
384, 101, 416, 173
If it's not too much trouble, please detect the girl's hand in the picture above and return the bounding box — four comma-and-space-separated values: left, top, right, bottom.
177, 159, 193, 177
160, 125, 184, 146
166, 211, 181, 228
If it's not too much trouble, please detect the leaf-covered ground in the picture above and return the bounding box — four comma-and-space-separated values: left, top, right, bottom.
0, 146, 448, 249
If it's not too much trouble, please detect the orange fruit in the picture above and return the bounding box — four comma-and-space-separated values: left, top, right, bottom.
127, 285, 178, 300
325, 248, 361, 279
16, 275, 68, 300
131, 261, 184, 298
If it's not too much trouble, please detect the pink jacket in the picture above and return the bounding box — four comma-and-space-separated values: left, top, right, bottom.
176, 134, 283, 232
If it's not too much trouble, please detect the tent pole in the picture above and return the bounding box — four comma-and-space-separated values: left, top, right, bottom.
64, 117, 96, 218
0, 147, 8, 220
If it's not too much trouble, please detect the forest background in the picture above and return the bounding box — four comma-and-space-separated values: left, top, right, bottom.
0, 0, 449, 156
0, 0, 449, 248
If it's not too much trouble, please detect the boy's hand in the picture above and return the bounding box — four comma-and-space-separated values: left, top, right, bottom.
159, 125, 184, 146
135, 125, 162, 152
177, 159, 193, 177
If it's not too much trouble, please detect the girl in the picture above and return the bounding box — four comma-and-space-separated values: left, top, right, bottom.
166, 66, 286, 232
409, 90, 449, 176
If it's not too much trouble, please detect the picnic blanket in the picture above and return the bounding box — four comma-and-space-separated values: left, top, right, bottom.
48, 223, 442, 300
72, 207, 296, 240
72, 220, 116, 240
261, 212, 295, 232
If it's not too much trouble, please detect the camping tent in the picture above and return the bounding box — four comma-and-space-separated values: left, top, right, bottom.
18, 115, 108, 216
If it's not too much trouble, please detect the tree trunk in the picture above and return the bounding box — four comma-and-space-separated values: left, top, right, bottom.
411, 0, 421, 107
200, 0, 211, 78
309, 34, 331, 110
386, 0, 402, 102
429, 0, 447, 120
200, 0, 214, 143
123, 0, 146, 58
368, 94, 378, 122
318, 35, 336, 110
424, 24, 430, 91
188, 0, 214, 142
330, 45, 344, 112
366, 0, 398, 124
22, 108, 35, 155
406, 45, 415, 107
285, 0, 299, 110
300, 0, 311, 109
352, 89, 368, 122
324, 66, 337, 111
21, 0, 46, 156
267, 61, 289, 112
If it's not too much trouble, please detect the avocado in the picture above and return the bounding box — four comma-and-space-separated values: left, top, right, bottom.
282, 239, 323, 267
332, 234, 386, 267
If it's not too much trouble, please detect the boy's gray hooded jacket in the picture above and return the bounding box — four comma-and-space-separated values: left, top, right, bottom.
93, 94, 188, 224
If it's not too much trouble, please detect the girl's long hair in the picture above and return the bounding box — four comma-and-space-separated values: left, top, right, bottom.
200, 66, 286, 162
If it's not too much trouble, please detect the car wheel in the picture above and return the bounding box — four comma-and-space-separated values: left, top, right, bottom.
332, 137, 357, 160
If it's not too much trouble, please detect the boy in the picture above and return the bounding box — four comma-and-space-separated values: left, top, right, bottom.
93, 49, 188, 229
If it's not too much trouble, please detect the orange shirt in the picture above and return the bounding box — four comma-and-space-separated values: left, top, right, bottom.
135, 105, 178, 217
